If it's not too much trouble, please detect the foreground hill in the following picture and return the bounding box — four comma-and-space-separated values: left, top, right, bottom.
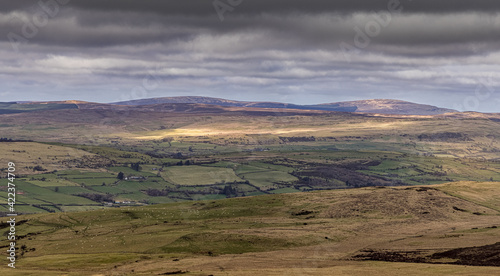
2, 182, 500, 275
112, 96, 456, 115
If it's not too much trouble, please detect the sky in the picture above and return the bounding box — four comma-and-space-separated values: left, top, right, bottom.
1, 0, 499, 112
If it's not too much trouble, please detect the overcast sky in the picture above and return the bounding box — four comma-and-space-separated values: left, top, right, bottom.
1, 0, 499, 112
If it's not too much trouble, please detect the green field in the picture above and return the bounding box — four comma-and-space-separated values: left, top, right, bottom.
240, 170, 298, 188
162, 165, 243, 185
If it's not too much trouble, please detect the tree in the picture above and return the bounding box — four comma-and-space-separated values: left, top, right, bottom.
222, 185, 236, 197
131, 163, 142, 172
162, 137, 173, 147
33, 165, 47, 172
117, 172, 124, 180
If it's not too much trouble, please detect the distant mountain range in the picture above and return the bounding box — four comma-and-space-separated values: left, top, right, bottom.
112, 96, 457, 115
0, 97, 458, 115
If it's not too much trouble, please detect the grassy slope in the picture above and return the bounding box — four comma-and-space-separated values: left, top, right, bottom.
1, 182, 500, 275
436, 181, 500, 211
0, 142, 96, 175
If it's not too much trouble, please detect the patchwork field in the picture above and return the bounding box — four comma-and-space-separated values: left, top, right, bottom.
0, 136, 499, 214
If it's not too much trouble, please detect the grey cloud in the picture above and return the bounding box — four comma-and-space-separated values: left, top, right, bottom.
1, 6, 499, 58
0, 0, 499, 112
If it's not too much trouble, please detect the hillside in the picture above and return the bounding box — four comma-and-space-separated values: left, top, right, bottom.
113, 96, 358, 113
317, 99, 457, 115
1, 182, 500, 275
0, 102, 78, 114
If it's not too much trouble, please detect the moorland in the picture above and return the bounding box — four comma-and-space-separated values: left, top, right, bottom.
0, 97, 499, 275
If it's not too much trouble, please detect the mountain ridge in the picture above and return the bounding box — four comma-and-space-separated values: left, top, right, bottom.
112, 96, 457, 115
1, 97, 459, 115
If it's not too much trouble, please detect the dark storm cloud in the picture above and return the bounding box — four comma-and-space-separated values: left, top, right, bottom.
1, 0, 499, 53
4, 0, 500, 14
